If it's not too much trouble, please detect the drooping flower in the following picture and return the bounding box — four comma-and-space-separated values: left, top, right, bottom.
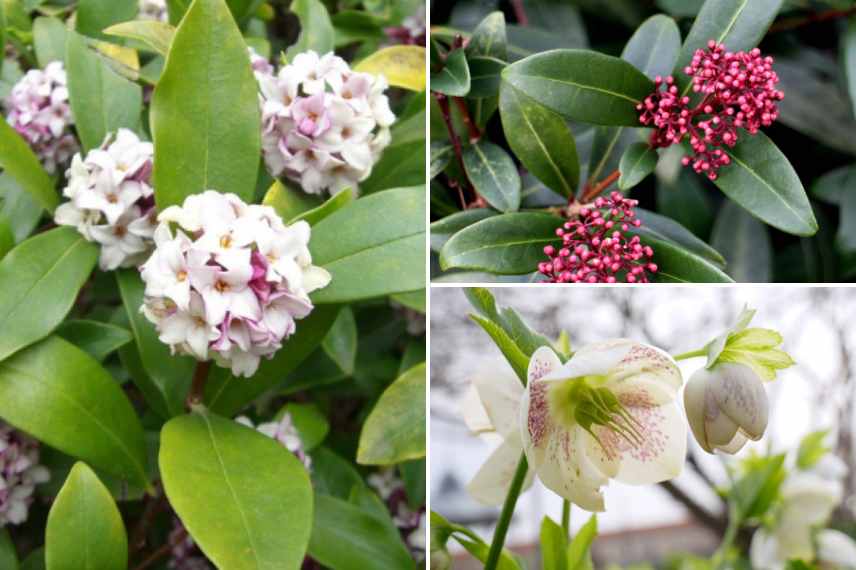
139, 190, 330, 377
54, 128, 157, 270
139, 0, 168, 21
638, 41, 783, 180
236, 412, 311, 469
255, 50, 395, 195
538, 192, 657, 284
0, 422, 50, 527
4, 61, 78, 174
520, 342, 685, 511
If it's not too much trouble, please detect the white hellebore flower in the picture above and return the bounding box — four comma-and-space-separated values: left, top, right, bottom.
816, 529, 856, 569
0, 422, 50, 527
54, 128, 157, 270
520, 341, 686, 511
140, 190, 330, 377
461, 363, 534, 505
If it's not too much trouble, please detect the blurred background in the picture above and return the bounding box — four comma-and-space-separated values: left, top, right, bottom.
429, 286, 856, 568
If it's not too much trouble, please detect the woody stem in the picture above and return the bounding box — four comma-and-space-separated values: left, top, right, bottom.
185, 360, 211, 411
581, 169, 620, 203
484, 454, 529, 570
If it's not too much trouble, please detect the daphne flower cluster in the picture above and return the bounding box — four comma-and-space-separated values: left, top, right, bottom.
54, 129, 157, 270
368, 469, 426, 561
138, 0, 168, 21
255, 50, 395, 195
139, 190, 331, 377
537, 192, 657, 283
638, 41, 783, 180
236, 413, 311, 469
0, 422, 50, 527
4, 61, 78, 174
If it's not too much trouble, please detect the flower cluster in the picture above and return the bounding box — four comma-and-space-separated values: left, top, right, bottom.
537, 192, 657, 283
0, 422, 50, 527
54, 129, 158, 270
139, 0, 168, 21
368, 469, 426, 561
236, 412, 311, 469
255, 50, 395, 195
638, 41, 783, 180
139, 190, 331, 377
4, 61, 78, 174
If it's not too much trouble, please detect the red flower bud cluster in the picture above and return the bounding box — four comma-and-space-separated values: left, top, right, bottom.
537, 192, 657, 283
638, 41, 783, 180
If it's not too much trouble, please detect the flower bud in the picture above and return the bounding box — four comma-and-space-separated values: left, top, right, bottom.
684, 362, 768, 454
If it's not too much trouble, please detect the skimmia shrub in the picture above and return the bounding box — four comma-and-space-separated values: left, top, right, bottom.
0, 0, 426, 568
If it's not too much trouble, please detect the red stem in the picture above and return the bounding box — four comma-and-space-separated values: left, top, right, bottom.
453, 97, 481, 143
434, 92, 476, 209
581, 169, 620, 203
511, 0, 528, 26
185, 360, 211, 411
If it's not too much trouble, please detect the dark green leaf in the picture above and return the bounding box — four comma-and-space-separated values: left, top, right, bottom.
467, 56, 506, 98
618, 142, 657, 190
839, 189, 856, 251
391, 289, 426, 313
431, 48, 470, 97
400, 458, 426, 508
430, 142, 453, 179
322, 306, 357, 375
20, 549, 44, 570
621, 15, 681, 80
283, 402, 329, 451
845, 16, 856, 119
466, 12, 507, 60
0, 216, 13, 259
462, 141, 521, 212
0, 116, 58, 212
811, 165, 856, 205
656, 166, 713, 239
633, 231, 734, 283
635, 208, 725, 268
711, 200, 772, 282
287, 0, 334, 58
361, 139, 426, 194
430, 208, 498, 252
0, 529, 17, 570
33, 17, 68, 66
56, 320, 132, 362
75, 0, 137, 40
465, 287, 555, 359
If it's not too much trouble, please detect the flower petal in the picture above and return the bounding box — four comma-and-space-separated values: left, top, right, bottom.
461, 384, 493, 435
610, 401, 686, 485
709, 363, 768, 441
466, 434, 533, 506
527, 345, 562, 384
817, 529, 856, 568
606, 343, 683, 404
683, 370, 712, 452
542, 339, 633, 382
472, 365, 523, 439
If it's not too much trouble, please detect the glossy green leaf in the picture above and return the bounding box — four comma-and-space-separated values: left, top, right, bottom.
440, 212, 562, 274
466, 56, 505, 98
0, 529, 17, 570
431, 48, 470, 97
811, 165, 856, 205
0, 336, 149, 488
466, 12, 507, 60
104, 20, 175, 55
621, 15, 681, 80
0, 216, 13, 260
674, 0, 783, 95
322, 306, 357, 375
0, 228, 97, 362
499, 83, 579, 197
632, 231, 734, 283
711, 200, 772, 282
160, 411, 313, 570
391, 290, 425, 313
465, 287, 554, 360
462, 141, 521, 212
56, 320, 132, 362
357, 363, 425, 465
400, 458, 426, 508
310, 446, 365, 499
0, 173, 40, 244
502, 50, 653, 126
287, 0, 334, 58
656, 164, 713, 239
262, 180, 355, 226
45, 463, 127, 570
0, 117, 58, 212
117, 269, 194, 418
360, 139, 426, 194
33, 17, 68, 66
75, 0, 137, 40
712, 132, 817, 236
152, 0, 260, 208
309, 493, 414, 570
430, 209, 497, 252
540, 517, 568, 570
309, 186, 425, 303
283, 402, 329, 451
66, 30, 142, 152
618, 142, 657, 190
470, 313, 530, 383
845, 16, 856, 119
430, 142, 452, 178
634, 208, 725, 268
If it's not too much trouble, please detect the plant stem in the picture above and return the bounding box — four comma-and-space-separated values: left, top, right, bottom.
485, 454, 529, 570
453, 97, 481, 143
673, 348, 708, 361
433, 92, 474, 208
511, 0, 529, 25
131, 540, 175, 570
129, 486, 165, 554
561, 500, 571, 539
580, 169, 620, 203
185, 360, 211, 411
711, 507, 740, 569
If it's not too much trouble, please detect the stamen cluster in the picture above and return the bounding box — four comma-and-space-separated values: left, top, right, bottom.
638, 41, 783, 180
254, 50, 395, 195
0, 422, 49, 527
537, 192, 657, 284
236, 413, 311, 469
54, 129, 157, 270
4, 61, 78, 174
139, 190, 331, 378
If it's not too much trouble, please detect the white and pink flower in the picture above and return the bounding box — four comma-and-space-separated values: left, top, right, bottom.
0, 422, 50, 527
236, 412, 311, 469
139, 0, 169, 22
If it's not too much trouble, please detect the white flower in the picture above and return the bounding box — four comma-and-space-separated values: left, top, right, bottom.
54, 129, 156, 270
256, 50, 395, 195
139, 0, 168, 22
0, 422, 50, 527
520, 341, 686, 511
683, 362, 769, 454
140, 190, 331, 377
461, 363, 535, 506
4, 61, 78, 173
235, 413, 311, 469
817, 529, 856, 568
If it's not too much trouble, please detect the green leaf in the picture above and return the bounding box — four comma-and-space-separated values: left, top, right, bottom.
0, 336, 150, 489
618, 142, 657, 190
75, 0, 137, 40
0, 116, 58, 212
361, 139, 426, 194
287, 0, 334, 58
673, 0, 783, 96
0, 216, 13, 260
499, 83, 579, 197
0, 529, 18, 570
796, 430, 830, 470
0, 227, 97, 362
502, 49, 654, 126
262, 180, 355, 226
845, 16, 856, 119
712, 132, 817, 237
430, 209, 498, 252
400, 458, 426, 508
631, 231, 734, 283
116, 269, 194, 418
540, 517, 568, 570
466, 12, 507, 60
656, 166, 713, 239
440, 212, 562, 275
310, 446, 365, 499
839, 189, 856, 252
467, 56, 506, 98
711, 200, 772, 282
20, 549, 44, 570
470, 314, 529, 383
0, 173, 41, 244
283, 402, 329, 451
567, 515, 597, 569
45, 463, 127, 570
634, 209, 726, 268
430, 142, 452, 179
309, 186, 425, 303
357, 363, 426, 465
322, 306, 357, 375
55, 320, 132, 362
391, 289, 426, 313
65, 30, 143, 152
811, 165, 856, 205
160, 411, 313, 570
33, 17, 68, 66
462, 141, 521, 212
621, 15, 681, 80
731, 453, 786, 520
465, 287, 554, 360
431, 48, 470, 97
309, 493, 414, 570
152, 0, 260, 208
104, 20, 175, 55
204, 304, 339, 416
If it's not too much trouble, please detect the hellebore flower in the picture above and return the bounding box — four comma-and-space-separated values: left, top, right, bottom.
520, 341, 685, 511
